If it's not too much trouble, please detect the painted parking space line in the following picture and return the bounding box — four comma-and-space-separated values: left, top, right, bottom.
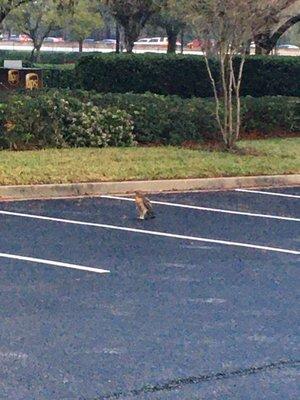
101, 195, 300, 222
0, 210, 299, 255
235, 189, 300, 199
0, 252, 110, 275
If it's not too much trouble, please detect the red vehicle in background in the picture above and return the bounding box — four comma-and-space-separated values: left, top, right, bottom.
19, 34, 32, 42
187, 38, 216, 50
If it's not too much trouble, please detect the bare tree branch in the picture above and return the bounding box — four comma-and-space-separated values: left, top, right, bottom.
179, 0, 297, 149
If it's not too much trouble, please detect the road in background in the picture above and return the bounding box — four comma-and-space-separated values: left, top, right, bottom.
0, 41, 299, 56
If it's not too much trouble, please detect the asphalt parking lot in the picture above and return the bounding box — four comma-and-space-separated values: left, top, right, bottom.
0, 187, 299, 400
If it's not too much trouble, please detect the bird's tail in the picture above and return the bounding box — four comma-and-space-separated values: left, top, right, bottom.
146, 210, 155, 219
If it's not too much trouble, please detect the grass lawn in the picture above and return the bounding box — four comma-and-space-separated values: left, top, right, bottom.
34, 63, 75, 70
0, 138, 299, 186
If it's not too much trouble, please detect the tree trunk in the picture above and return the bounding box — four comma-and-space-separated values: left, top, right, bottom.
220, 52, 229, 144
233, 55, 246, 145
30, 47, 36, 63
228, 55, 234, 147
203, 55, 225, 143
30, 40, 42, 63
254, 14, 300, 55
116, 23, 120, 53
180, 29, 184, 54
245, 39, 251, 55
79, 39, 83, 53
255, 44, 269, 55
254, 32, 273, 55
269, 14, 300, 50
167, 30, 177, 53
255, 43, 262, 55
124, 40, 134, 53
124, 33, 135, 53
0, 12, 7, 24
123, 20, 147, 53
35, 45, 42, 63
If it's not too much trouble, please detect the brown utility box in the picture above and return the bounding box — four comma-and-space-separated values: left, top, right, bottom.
0, 67, 43, 91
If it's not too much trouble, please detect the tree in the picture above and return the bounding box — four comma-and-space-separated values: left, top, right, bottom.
6, 0, 61, 61
0, 1, 31, 23
0, 0, 74, 24
255, 14, 300, 53
65, 0, 103, 52
151, 8, 185, 53
176, 0, 298, 150
278, 16, 300, 45
105, 0, 162, 53
97, 2, 116, 43
254, 1, 300, 54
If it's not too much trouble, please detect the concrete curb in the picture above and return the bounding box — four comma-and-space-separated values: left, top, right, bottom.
0, 174, 299, 200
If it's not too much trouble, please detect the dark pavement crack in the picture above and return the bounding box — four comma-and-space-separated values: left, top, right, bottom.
88, 359, 299, 400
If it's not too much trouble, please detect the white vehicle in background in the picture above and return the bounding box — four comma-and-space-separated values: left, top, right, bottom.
149, 37, 166, 45
277, 44, 299, 49
134, 37, 181, 47
44, 37, 64, 43
134, 38, 152, 45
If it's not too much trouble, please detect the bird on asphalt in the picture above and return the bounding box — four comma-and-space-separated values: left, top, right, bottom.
134, 191, 155, 220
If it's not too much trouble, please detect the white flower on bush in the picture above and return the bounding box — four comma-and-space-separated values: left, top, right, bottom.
2, 91, 136, 149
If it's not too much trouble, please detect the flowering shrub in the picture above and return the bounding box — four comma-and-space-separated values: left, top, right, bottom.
0, 90, 298, 150
0, 91, 135, 150
64, 104, 135, 148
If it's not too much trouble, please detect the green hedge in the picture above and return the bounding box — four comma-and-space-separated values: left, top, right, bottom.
73, 91, 300, 143
0, 90, 135, 150
76, 54, 217, 97
82, 92, 219, 143
76, 54, 300, 98
43, 68, 77, 89
1, 90, 298, 149
3, 52, 299, 97
241, 56, 300, 97
0, 50, 101, 65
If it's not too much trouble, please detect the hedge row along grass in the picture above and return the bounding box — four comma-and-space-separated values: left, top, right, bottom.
80, 92, 299, 143
0, 138, 299, 185
0, 90, 298, 150
2, 51, 299, 97
0, 90, 135, 150
75, 54, 300, 98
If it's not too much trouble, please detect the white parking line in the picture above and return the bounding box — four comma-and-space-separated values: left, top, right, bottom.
235, 189, 300, 199
0, 252, 110, 274
101, 195, 300, 222
0, 210, 299, 255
